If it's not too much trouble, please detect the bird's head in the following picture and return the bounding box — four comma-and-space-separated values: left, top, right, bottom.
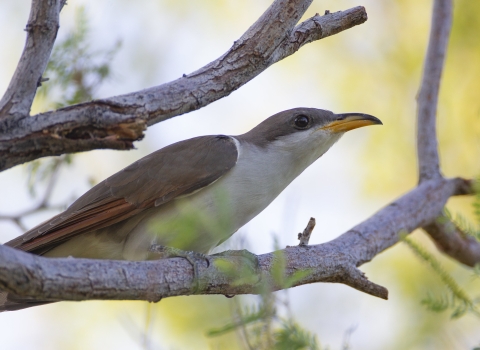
240, 107, 382, 170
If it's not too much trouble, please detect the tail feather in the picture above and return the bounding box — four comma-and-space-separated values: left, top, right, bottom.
0, 291, 54, 312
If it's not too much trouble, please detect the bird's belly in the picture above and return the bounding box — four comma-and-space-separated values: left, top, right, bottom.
121, 165, 282, 260
122, 190, 264, 259
44, 178, 274, 261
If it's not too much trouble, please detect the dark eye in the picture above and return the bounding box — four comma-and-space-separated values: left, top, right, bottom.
294, 115, 310, 129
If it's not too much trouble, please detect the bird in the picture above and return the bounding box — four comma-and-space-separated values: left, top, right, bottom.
1, 107, 381, 311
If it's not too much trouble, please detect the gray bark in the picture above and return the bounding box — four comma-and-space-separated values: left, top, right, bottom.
416, 0, 480, 264
0, 0, 64, 120
416, 0, 452, 182
0, 177, 472, 302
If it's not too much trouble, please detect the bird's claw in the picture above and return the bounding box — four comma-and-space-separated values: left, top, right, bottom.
212, 249, 260, 273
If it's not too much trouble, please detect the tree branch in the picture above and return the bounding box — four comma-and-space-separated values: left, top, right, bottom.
0, 0, 63, 120
0, 5, 368, 172
421, 180, 480, 267
416, 0, 452, 182
0, 156, 66, 232
423, 213, 480, 267
297, 217, 315, 246
414, 0, 480, 266
0, 176, 472, 305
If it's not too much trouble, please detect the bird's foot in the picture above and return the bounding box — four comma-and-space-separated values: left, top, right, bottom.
211, 249, 259, 269
149, 245, 209, 294
212, 249, 261, 297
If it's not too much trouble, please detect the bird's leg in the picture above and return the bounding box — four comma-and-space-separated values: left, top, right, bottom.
148, 245, 210, 294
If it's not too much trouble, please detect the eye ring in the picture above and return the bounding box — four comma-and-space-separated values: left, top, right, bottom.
293, 115, 310, 129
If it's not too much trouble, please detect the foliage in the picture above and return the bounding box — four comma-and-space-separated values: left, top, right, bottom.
208, 247, 321, 350
208, 292, 321, 350
26, 154, 71, 197
441, 207, 480, 242
37, 6, 120, 108
400, 178, 480, 320
29, 7, 120, 194
11, 7, 120, 231
401, 233, 480, 319
443, 178, 480, 241
272, 320, 321, 350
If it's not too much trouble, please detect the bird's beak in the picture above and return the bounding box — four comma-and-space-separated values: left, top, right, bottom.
320, 113, 382, 133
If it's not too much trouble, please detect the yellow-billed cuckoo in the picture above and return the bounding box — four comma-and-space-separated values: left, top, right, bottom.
1, 108, 381, 311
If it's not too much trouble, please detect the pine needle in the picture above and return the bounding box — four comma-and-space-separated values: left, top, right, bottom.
401, 234, 479, 318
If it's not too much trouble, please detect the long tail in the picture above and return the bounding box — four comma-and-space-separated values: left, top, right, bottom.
0, 291, 54, 312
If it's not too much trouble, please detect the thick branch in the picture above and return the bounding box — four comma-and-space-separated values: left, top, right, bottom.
0, 5, 368, 172
0, 177, 471, 305
0, 0, 63, 120
416, 0, 452, 182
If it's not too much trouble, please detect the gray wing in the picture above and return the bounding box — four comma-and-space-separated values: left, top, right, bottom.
5, 135, 238, 255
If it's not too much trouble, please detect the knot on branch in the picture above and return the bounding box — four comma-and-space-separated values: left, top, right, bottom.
25, 22, 59, 34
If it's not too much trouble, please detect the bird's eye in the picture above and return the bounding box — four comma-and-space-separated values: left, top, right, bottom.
294, 115, 310, 129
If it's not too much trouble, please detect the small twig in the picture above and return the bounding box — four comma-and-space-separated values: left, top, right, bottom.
0, 157, 65, 232
232, 297, 255, 350
341, 325, 358, 350
39, 158, 63, 208
298, 217, 316, 246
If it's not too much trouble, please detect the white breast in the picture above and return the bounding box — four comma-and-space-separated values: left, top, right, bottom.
167, 132, 337, 247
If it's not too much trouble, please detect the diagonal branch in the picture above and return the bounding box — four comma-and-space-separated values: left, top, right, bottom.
422, 179, 480, 267
0, 0, 64, 120
0, 5, 368, 172
416, 0, 452, 182
0, 176, 472, 307
423, 212, 480, 267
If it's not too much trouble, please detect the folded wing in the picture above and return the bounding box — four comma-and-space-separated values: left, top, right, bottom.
5, 135, 238, 255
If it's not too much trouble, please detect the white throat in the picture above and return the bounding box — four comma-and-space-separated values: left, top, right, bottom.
204, 131, 342, 231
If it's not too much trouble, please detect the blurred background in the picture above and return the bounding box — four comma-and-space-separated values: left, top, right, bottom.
1, 0, 480, 349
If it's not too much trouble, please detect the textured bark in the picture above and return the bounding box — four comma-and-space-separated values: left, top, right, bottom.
0, 0, 64, 120
416, 0, 452, 182
0, 177, 472, 303
415, 0, 480, 266
0, 5, 367, 171
423, 214, 480, 267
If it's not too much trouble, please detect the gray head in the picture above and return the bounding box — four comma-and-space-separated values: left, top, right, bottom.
238, 107, 382, 171
240, 108, 381, 143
